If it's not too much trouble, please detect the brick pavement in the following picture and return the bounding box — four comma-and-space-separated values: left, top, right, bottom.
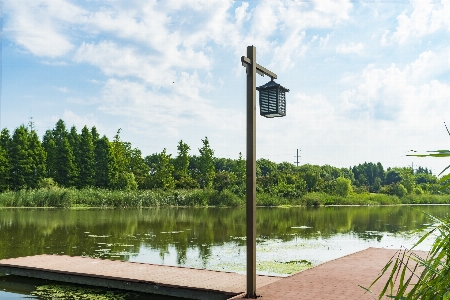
0, 248, 427, 299
233, 247, 427, 300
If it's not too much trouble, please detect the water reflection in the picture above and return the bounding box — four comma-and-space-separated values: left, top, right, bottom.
0, 206, 448, 275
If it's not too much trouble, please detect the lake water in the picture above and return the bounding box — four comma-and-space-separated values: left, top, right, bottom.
1, 205, 449, 298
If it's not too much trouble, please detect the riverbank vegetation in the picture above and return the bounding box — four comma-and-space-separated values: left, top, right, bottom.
0, 120, 448, 208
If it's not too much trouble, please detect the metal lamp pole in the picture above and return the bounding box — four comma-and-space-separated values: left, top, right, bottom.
241, 45, 277, 298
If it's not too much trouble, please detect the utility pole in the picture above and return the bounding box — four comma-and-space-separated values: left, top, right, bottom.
28, 116, 35, 132
294, 149, 301, 167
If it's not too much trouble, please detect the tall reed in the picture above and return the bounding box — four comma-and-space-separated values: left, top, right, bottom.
364, 212, 450, 299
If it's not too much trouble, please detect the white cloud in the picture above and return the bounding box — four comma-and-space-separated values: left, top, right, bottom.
97, 78, 241, 140
41, 60, 68, 66
73, 41, 211, 89
62, 110, 99, 131
56, 87, 68, 93
4, 0, 84, 57
319, 34, 332, 47
339, 52, 450, 139
388, 0, 450, 44
336, 42, 365, 55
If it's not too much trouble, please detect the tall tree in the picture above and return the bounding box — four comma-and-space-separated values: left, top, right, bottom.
175, 140, 190, 177
234, 152, 246, 187
110, 129, 137, 189
198, 137, 215, 188
78, 126, 96, 188
0, 129, 11, 190
0, 145, 9, 191
0, 128, 11, 150
298, 164, 322, 192
91, 126, 100, 144
151, 149, 175, 190
68, 126, 80, 186
9, 125, 33, 190
51, 120, 77, 186
94, 136, 118, 188
42, 129, 57, 180
28, 130, 46, 188
128, 148, 149, 189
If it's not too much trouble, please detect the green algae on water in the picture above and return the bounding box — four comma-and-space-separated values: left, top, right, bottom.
31, 284, 135, 300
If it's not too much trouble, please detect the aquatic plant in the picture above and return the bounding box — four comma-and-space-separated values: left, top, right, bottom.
31, 284, 134, 300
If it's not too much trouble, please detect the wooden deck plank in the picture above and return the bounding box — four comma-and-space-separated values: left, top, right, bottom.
0, 255, 280, 300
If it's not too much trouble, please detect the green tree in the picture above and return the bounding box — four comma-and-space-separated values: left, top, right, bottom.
9, 125, 33, 190
333, 177, 353, 197
257, 158, 277, 177
42, 129, 57, 180
148, 149, 175, 190
298, 164, 321, 192
0, 128, 11, 150
91, 126, 100, 146
214, 171, 237, 192
385, 169, 402, 185
94, 136, 118, 188
67, 126, 80, 185
352, 162, 385, 191
110, 129, 138, 190
198, 137, 215, 189
128, 148, 149, 189
111, 129, 131, 173
0, 145, 9, 191
381, 183, 407, 197
398, 167, 415, 194
233, 152, 246, 191
28, 130, 46, 188
78, 126, 96, 188
52, 120, 77, 186
174, 140, 198, 189
0, 129, 11, 190
175, 140, 190, 176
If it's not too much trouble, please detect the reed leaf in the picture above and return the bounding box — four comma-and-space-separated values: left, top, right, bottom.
364, 211, 450, 299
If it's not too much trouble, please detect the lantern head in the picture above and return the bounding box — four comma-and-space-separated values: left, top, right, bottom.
256, 79, 289, 118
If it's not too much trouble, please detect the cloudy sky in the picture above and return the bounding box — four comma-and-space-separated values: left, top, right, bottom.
2, 0, 450, 174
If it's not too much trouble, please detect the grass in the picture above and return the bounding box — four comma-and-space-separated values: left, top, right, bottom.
0, 187, 448, 208
0, 187, 244, 208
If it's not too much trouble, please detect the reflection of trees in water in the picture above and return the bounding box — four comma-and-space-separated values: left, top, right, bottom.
0, 206, 448, 262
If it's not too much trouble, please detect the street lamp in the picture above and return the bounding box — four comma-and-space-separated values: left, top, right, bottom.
241, 45, 289, 298
257, 79, 289, 118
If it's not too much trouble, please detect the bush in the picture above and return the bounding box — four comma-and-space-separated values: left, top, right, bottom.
216, 189, 243, 207
37, 178, 58, 189
333, 177, 353, 197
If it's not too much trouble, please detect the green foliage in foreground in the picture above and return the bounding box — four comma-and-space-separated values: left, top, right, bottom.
364, 213, 450, 299
0, 188, 449, 208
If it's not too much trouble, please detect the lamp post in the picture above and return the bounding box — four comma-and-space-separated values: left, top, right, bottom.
241, 45, 289, 298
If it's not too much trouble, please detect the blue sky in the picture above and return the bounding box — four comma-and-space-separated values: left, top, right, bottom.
2, 0, 450, 174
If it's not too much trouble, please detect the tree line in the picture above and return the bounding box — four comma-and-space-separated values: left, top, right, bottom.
0, 119, 446, 198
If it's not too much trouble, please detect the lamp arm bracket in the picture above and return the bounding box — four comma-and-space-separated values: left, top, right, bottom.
241, 56, 277, 80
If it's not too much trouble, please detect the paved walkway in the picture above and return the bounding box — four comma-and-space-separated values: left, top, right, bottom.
0, 248, 427, 299
233, 247, 427, 300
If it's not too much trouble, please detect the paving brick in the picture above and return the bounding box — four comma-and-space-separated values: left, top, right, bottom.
0, 248, 427, 300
